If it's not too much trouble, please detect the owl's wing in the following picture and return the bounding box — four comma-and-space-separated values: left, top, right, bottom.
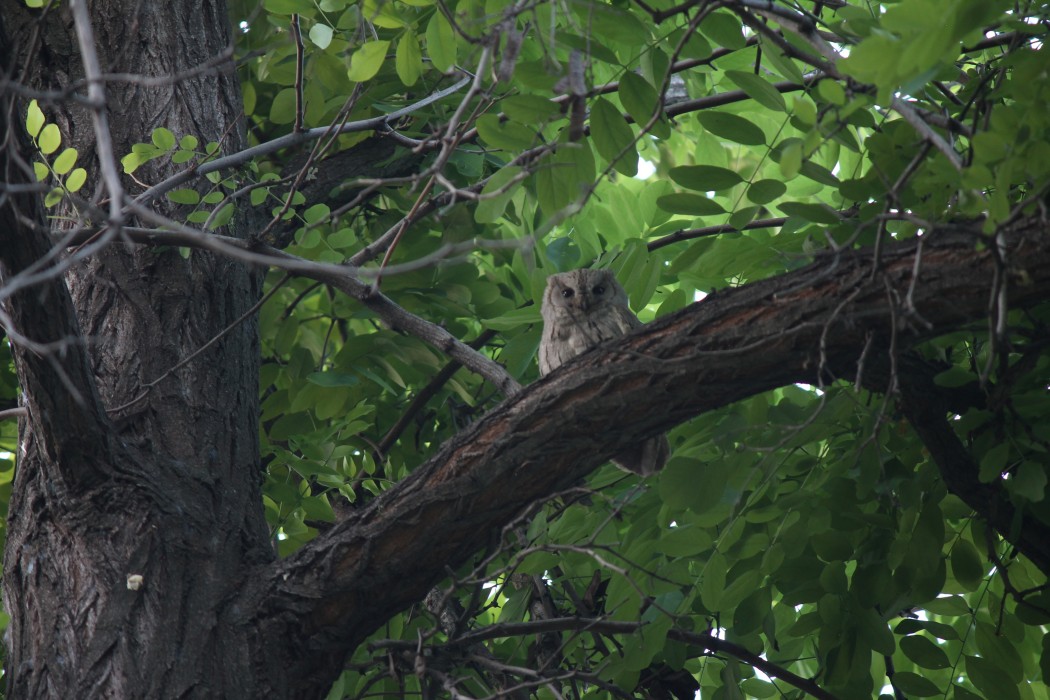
606, 303, 643, 334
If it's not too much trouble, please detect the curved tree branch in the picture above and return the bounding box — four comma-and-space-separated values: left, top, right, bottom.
242, 219, 1050, 696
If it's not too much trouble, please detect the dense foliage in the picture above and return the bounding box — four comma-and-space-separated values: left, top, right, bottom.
4, 0, 1050, 698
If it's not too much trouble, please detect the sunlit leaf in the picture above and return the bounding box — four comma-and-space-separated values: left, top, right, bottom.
52, 148, 78, 176
395, 31, 422, 86
347, 40, 389, 82
425, 12, 456, 72
669, 165, 742, 191
37, 123, 61, 154
725, 70, 786, 112
26, 100, 45, 137
697, 112, 766, 145
309, 23, 334, 49
589, 97, 637, 176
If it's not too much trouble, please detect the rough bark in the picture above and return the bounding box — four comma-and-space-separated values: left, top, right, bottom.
1, 2, 270, 697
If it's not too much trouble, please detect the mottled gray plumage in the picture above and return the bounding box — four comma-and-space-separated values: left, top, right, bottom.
539, 269, 669, 476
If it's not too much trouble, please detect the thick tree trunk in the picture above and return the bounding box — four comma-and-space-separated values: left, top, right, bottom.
1, 2, 270, 697
5, 3, 1050, 699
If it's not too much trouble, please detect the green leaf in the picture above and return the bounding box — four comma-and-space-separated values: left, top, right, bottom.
779, 140, 802, 178
502, 94, 559, 124
900, 635, 951, 669
817, 78, 847, 106
264, 0, 313, 12
65, 168, 87, 193
306, 372, 359, 388
697, 112, 766, 146
476, 114, 537, 151
151, 127, 176, 150
725, 70, 786, 112
934, 366, 974, 387
923, 595, 970, 616
659, 457, 727, 516
482, 306, 542, 331
167, 188, 201, 205
208, 203, 235, 229
25, 100, 45, 138
475, 165, 523, 224
777, 202, 841, 225
747, 179, 786, 204
302, 203, 330, 225
890, 672, 942, 697
732, 587, 770, 635
975, 622, 1023, 682
120, 152, 144, 174
52, 148, 78, 176
395, 31, 422, 86
1012, 461, 1047, 502
966, 655, 1020, 700
657, 525, 712, 558
347, 40, 389, 82
655, 193, 725, 215
534, 142, 595, 216
37, 123, 61, 155
699, 10, 746, 50
309, 23, 334, 49
700, 551, 727, 611
950, 539, 985, 590
589, 98, 637, 176
269, 88, 297, 125
425, 12, 456, 72
980, 442, 1010, 483
740, 679, 777, 699
856, 608, 895, 655
669, 165, 742, 191
819, 562, 847, 593
545, 237, 579, 269
619, 72, 663, 132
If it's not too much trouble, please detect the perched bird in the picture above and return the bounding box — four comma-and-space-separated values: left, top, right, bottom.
539, 268, 669, 476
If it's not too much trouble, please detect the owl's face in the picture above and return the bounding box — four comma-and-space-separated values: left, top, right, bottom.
541, 269, 628, 320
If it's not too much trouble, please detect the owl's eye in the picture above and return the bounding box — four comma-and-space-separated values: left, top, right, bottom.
560, 288, 575, 298
592, 285, 605, 295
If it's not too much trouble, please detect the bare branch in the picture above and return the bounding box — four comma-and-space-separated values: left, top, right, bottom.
69, 0, 125, 224
133, 76, 472, 206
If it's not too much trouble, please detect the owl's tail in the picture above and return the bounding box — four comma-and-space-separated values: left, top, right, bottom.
612, 435, 670, 477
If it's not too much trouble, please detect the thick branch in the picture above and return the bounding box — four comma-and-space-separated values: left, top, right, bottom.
895, 366, 1050, 570
246, 221, 1050, 696
0, 79, 112, 489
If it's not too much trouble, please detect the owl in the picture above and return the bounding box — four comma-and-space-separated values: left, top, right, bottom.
539, 268, 669, 476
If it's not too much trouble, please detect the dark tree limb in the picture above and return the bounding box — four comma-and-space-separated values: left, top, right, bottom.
0, 69, 113, 490
895, 365, 1050, 571
241, 220, 1050, 696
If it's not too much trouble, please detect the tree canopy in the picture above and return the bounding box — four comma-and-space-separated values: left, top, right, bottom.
2, 0, 1050, 698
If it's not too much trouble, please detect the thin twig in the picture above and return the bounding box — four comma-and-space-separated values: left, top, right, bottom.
291, 14, 304, 133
